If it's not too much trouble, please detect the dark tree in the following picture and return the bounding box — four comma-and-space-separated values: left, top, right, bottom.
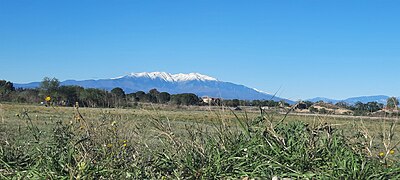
111, 87, 125, 98
354, 102, 367, 111
16, 89, 40, 103
149, 88, 160, 96
58, 85, 84, 106
319, 108, 327, 114
252, 100, 261, 107
171, 93, 199, 106
126, 93, 138, 102
39, 77, 60, 99
309, 107, 318, 113
0, 80, 15, 101
366, 102, 382, 112
147, 89, 159, 103
79, 88, 108, 108
111, 87, 126, 107
335, 101, 349, 109
158, 92, 171, 104
135, 91, 146, 102
231, 99, 240, 107
387, 97, 399, 110
303, 101, 314, 109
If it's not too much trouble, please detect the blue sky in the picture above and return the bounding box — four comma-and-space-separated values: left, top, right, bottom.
0, 0, 399, 100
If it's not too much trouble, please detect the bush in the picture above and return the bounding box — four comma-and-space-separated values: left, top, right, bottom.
319, 108, 327, 114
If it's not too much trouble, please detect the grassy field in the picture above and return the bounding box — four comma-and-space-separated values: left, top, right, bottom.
1, 103, 400, 179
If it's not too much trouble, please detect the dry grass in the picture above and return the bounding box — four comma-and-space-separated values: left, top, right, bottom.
1, 103, 400, 178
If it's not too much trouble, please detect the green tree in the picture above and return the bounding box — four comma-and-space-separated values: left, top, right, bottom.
0, 80, 15, 101
126, 93, 138, 102
39, 77, 60, 99
80, 88, 109, 108
262, 100, 279, 107
170, 94, 182, 105
111, 87, 126, 107
135, 91, 146, 102
319, 108, 327, 114
309, 106, 318, 113
353, 101, 369, 116
354, 102, 367, 111
148, 89, 160, 103
158, 92, 171, 104
111, 87, 125, 98
335, 101, 349, 109
231, 99, 240, 107
303, 101, 314, 109
171, 93, 199, 106
387, 97, 399, 110
366, 102, 382, 112
149, 88, 160, 96
58, 85, 84, 106
252, 100, 261, 107
14, 89, 40, 103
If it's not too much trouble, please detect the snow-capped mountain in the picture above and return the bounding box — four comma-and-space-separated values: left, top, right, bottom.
15, 72, 294, 103
118, 72, 218, 82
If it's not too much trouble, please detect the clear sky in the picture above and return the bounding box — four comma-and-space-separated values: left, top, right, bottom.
0, 0, 399, 100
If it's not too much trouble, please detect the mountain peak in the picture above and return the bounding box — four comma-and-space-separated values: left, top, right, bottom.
14, 71, 294, 103
116, 72, 218, 82
172, 72, 217, 82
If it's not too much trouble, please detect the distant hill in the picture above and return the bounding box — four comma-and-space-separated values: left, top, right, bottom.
306, 97, 340, 104
14, 72, 295, 104
307, 95, 395, 105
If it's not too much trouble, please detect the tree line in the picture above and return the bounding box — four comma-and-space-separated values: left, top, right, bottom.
0, 78, 202, 108
305, 98, 399, 116
1, 77, 286, 108
3, 77, 397, 113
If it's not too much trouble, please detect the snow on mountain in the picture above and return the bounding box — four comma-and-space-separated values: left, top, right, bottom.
252, 88, 271, 95
126, 72, 175, 82
14, 72, 293, 103
119, 72, 218, 82
172, 73, 217, 82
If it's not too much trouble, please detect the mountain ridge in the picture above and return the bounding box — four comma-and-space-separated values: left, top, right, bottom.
113, 72, 218, 82
14, 72, 294, 104
14, 72, 397, 105
307, 95, 398, 105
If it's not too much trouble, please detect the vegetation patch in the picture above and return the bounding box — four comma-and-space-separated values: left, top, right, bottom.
1, 104, 400, 179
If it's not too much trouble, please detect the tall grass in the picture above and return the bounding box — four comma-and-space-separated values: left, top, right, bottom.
1, 105, 400, 179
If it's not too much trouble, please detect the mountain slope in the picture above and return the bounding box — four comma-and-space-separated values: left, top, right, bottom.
306, 97, 340, 104
343, 95, 390, 105
14, 72, 294, 103
307, 95, 392, 105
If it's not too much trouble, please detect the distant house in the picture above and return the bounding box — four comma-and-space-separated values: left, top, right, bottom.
202, 96, 222, 105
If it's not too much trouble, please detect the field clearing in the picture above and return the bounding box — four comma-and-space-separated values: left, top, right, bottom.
4, 103, 398, 132
1, 103, 400, 178
2, 103, 400, 157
